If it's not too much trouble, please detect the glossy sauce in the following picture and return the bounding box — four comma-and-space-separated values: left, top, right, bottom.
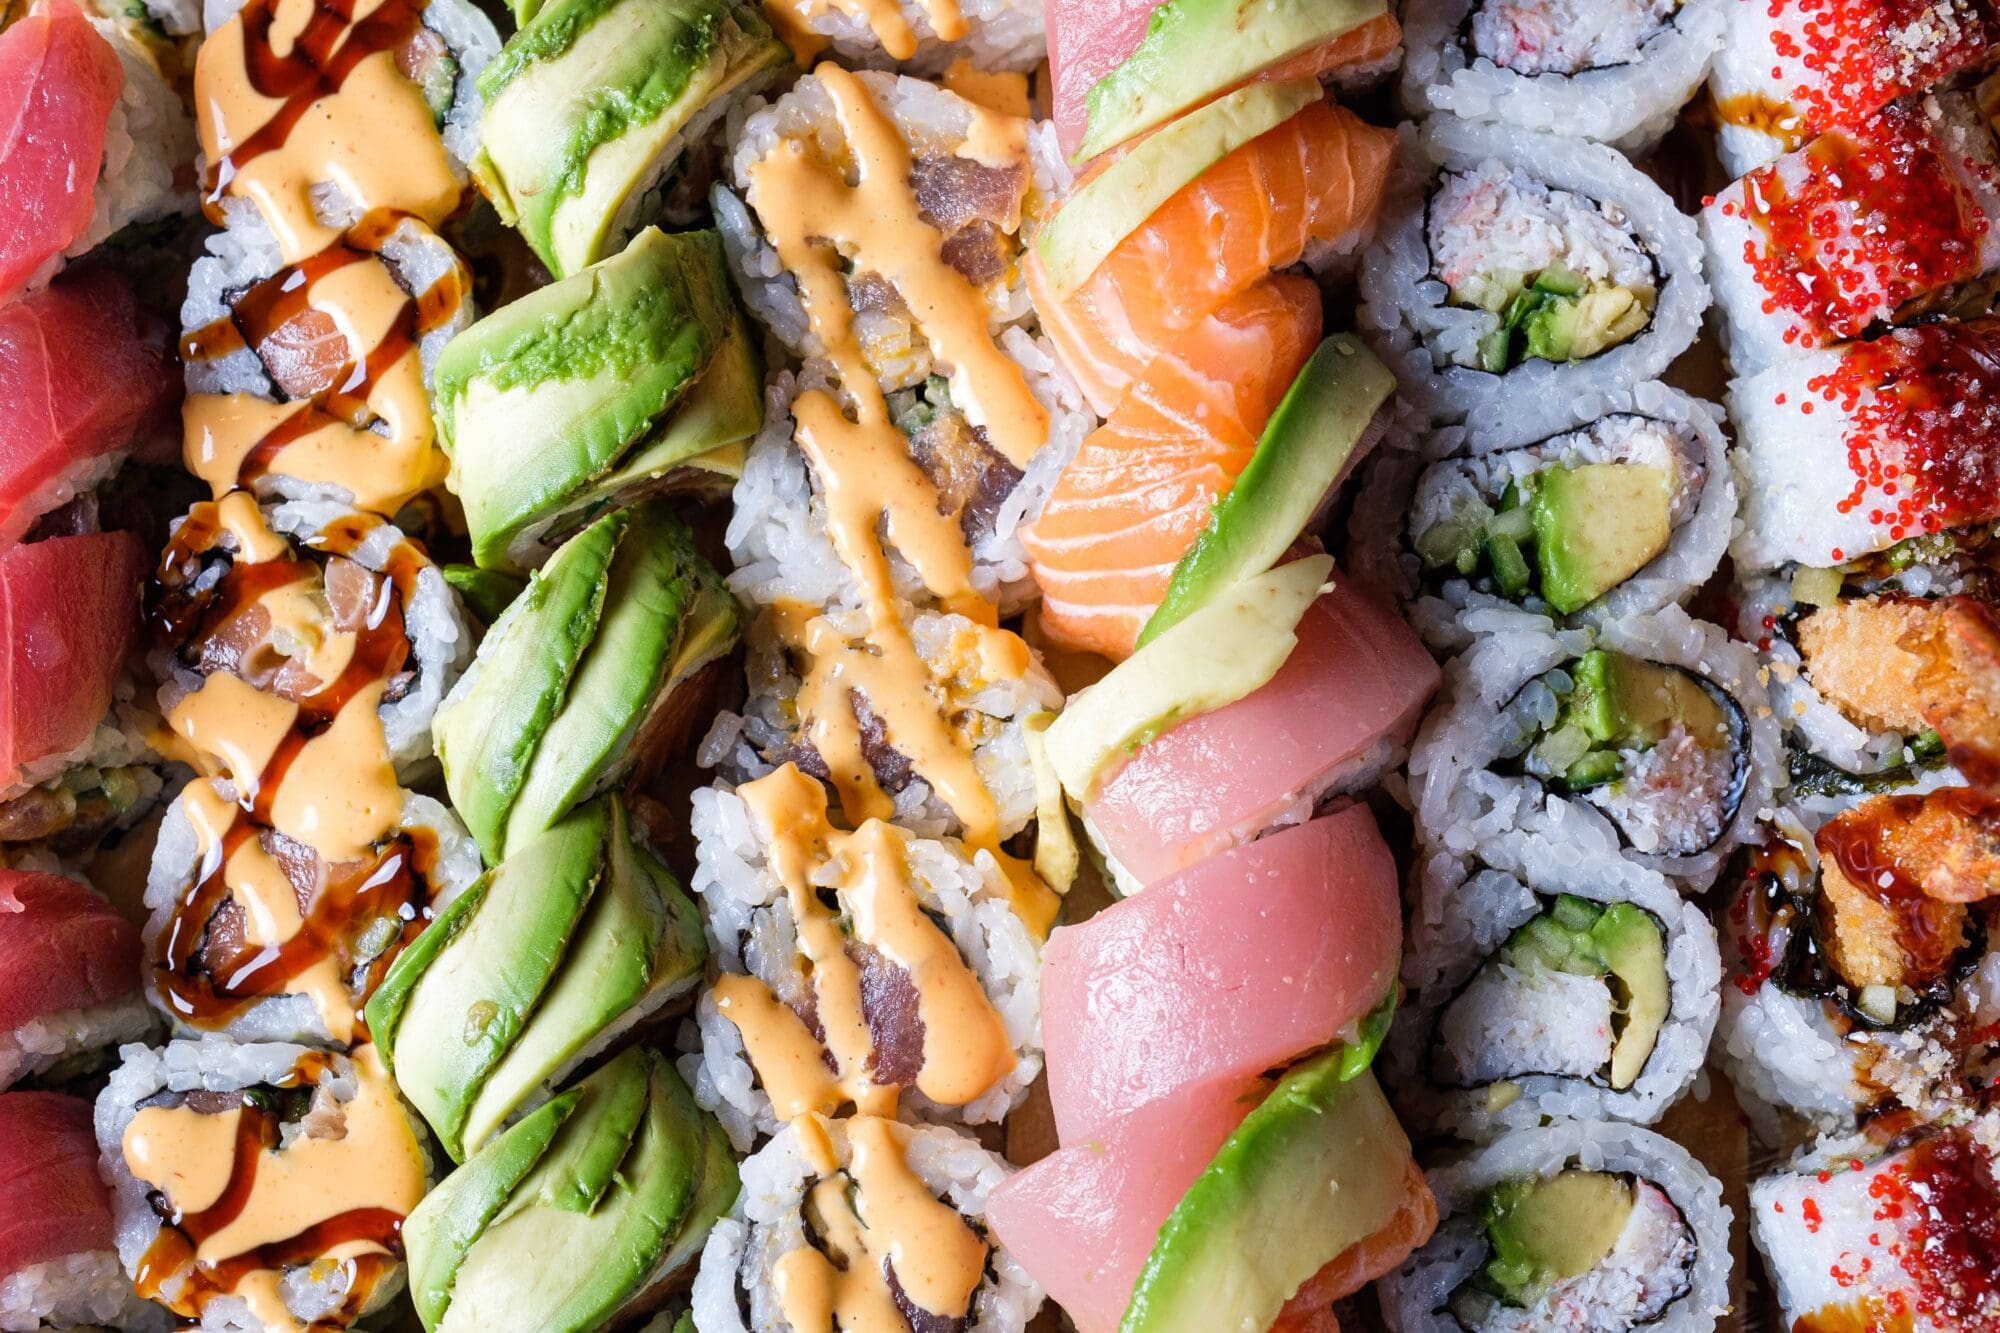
765, 0, 967, 63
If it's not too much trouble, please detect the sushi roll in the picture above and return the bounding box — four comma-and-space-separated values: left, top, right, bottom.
0, 1090, 166, 1332
1751, 1114, 2000, 1330
1387, 835, 1721, 1140
367, 797, 706, 1161
1730, 317, 2000, 574
1409, 606, 1781, 890
1704, 92, 2000, 376
434, 228, 761, 571
403, 1046, 737, 1333
178, 212, 476, 520
757, 0, 1044, 77
434, 500, 742, 862
0, 869, 153, 1092
1371, 382, 1734, 649
1398, 0, 1726, 152
1377, 1119, 1731, 1332
681, 765, 1043, 1147
1709, 0, 2000, 177
473, 0, 788, 280
96, 1038, 431, 1331
1716, 793, 2000, 1134
691, 1112, 1041, 1333
1358, 116, 1708, 425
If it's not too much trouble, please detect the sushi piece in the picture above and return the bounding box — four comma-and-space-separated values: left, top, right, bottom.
0, 266, 178, 549
0, 1090, 164, 1332
0, 869, 152, 1092
435, 228, 760, 571
434, 500, 742, 862
178, 212, 476, 520
368, 797, 705, 1161
405, 1047, 737, 1333
1030, 97, 1396, 417
473, 0, 787, 280
691, 1112, 1041, 1333
1377, 1119, 1730, 1332
1409, 606, 1781, 890
1386, 833, 1721, 1140
755, 0, 1045, 75
1359, 116, 1708, 425
681, 765, 1043, 1147
1709, 0, 2000, 177
1399, 0, 1725, 151
1704, 92, 2000, 376
1730, 317, 2000, 573
97, 1038, 431, 1331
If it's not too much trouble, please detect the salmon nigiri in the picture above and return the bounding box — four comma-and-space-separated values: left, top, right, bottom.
1020, 276, 1323, 659
1030, 101, 1395, 416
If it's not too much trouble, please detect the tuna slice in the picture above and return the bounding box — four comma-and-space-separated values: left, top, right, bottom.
0, 267, 179, 547
1085, 580, 1439, 889
0, 3, 122, 304
0, 532, 145, 795
0, 1091, 115, 1281
1043, 807, 1401, 1145
0, 870, 141, 1039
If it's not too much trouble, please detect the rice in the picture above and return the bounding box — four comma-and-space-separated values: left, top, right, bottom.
0, 1247, 169, 1333
72, 20, 197, 266
762, 0, 1045, 75
0, 990, 157, 1092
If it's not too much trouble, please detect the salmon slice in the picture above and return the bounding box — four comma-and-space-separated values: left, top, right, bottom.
1268, 1161, 1439, 1333
1029, 101, 1395, 416
0, 2, 122, 304
1020, 275, 1323, 660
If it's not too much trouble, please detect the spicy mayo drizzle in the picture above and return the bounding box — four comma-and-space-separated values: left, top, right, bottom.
765, 0, 966, 64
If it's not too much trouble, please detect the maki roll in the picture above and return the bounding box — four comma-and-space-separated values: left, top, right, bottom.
1410, 606, 1780, 889
96, 1038, 431, 1331
0, 869, 153, 1092
691, 1113, 1041, 1333
1358, 117, 1707, 425
682, 765, 1043, 1146
1377, 1120, 1730, 1332
474, 0, 788, 280
1398, 0, 1725, 151
367, 797, 706, 1161
758, 0, 1044, 76
1703, 92, 2000, 376
403, 1047, 737, 1333
434, 227, 761, 571
434, 499, 742, 862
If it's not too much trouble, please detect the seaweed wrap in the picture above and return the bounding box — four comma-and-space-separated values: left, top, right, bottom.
367, 796, 706, 1161
434, 499, 743, 861
403, 1046, 737, 1333
435, 227, 762, 572
474, 0, 788, 279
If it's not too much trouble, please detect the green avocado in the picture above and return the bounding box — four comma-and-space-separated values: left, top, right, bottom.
1529, 463, 1672, 615
476, 0, 787, 270
1121, 1059, 1414, 1333
1139, 337, 1395, 647
1472, 1170, 1634, 1310
1499, 896, 1668, 1090
1077, 0, 1387, 162
1037, 78, 1320, 301
441, 565, 527, 626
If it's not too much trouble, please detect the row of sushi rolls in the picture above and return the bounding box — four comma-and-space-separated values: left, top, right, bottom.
11, 0, 2000, 1324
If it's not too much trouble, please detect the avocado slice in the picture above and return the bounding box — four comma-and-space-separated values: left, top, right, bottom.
1595, 903, 1668, 1090
1077, 0, 1388, 162
1472, 1170, 1634, 1310
1037, 79, 1320, 301
442, 564, 527, 626
1594, 651, 1729, 749
1529, 464, 1672, 615
1139, 337, 1394, 647
476, 0, 788, 274
1121, 1060, 1414, 1333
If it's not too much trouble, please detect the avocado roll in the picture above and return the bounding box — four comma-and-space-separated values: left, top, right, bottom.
367, 797, 706, 1161
689, 1113, 1042, 1333
403, 1046, 735, 1333
434, 227, 761, 572
96, 1038, 432, 1332
681, 765, 1043, 1147
473, 0, 788, 280
1388, 833, 1720, 1140
1359, 117, 1707, 426
1377, 1120, 1730, 1332
1410, 606, 1780, 890
434, 499, 743, 862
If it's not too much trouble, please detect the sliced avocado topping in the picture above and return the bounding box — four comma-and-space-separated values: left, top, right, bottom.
443, 564, 528, 625
1038, 79, 1320, 301
1140, 337, 1394, 646
1530, 464, 1672, 614
1078, 0, 1387, 161
1498, 895, 1669, 1090
1525, 651, 1729, 792
1471, 1170, 1634, 1310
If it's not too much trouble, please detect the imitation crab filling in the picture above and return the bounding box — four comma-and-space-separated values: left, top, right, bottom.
1468, 0, 1686, 75
1428, 164, 1659, 373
